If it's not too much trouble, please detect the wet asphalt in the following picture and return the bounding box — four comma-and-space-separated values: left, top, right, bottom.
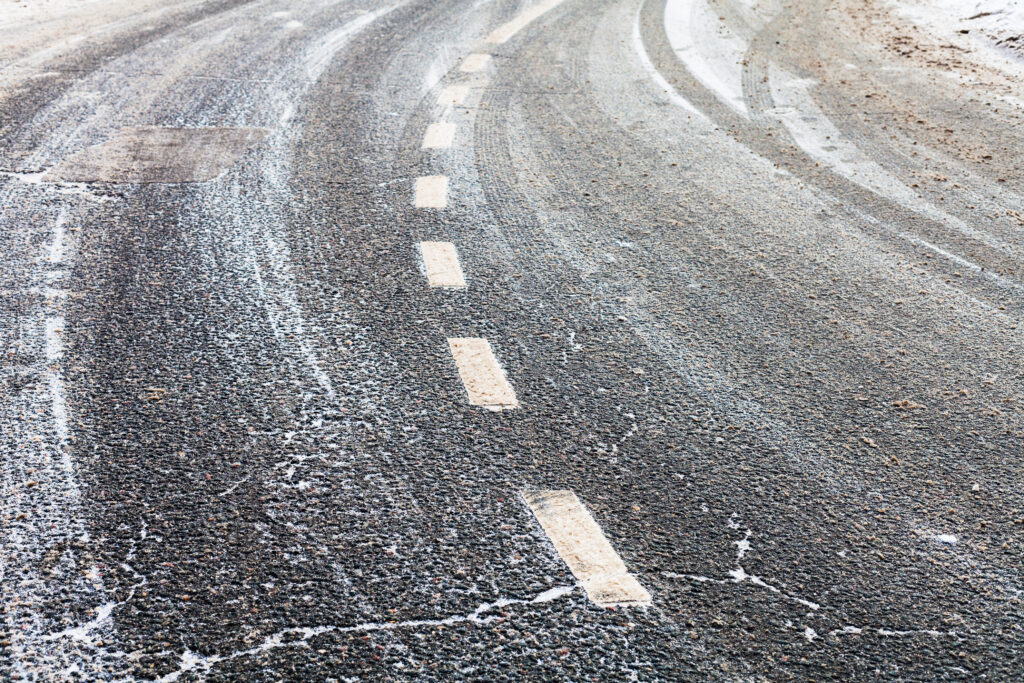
2, 0, 1024, 680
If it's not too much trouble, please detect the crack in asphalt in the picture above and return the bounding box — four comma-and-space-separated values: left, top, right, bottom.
152, 584, 578, 682
663, 514, 821, 612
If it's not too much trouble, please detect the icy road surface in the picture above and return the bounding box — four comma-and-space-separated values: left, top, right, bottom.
2, 0, 1024, 679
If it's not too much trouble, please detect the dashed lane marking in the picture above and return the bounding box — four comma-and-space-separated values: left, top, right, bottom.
422, 122, 456, 149
418, 241, 466, 288
460, 53, 491, 72
523, 489, 652, 607
486, 0, 567, 44
447, 338, 518, 409
414, 175, 448, 208
438, 84, 470, 105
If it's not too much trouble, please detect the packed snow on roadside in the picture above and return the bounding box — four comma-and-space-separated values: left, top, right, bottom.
890, 0, 1024, 58
0, 0, 106, 30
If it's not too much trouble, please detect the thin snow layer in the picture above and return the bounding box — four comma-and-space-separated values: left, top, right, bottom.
664, 0, 750, 116
1, 2, 400, 678
767, 65, 1023, 261
631, 5, 707, 119
0, 199, 123, 678
0, 0, 106, 30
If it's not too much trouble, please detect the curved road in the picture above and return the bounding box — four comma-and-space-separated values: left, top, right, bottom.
2, 0, 1024, 679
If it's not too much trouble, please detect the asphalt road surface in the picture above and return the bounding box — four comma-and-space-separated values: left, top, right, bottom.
3, 0, 1024, 680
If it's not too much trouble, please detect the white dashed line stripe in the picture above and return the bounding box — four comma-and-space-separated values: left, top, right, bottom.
447, 338, 518, 409
422, 122, 455, 149
460, 53, 491, 72
486, 0, 567, 44
438, 85, 470, 105
523, 489, 652, 607
418, 241, 466, 289
414, 175, 448, 208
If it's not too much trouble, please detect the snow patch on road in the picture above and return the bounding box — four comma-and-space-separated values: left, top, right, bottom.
305, 8, 394, 80
890, 0, 1024, 63
664, 0, 750, 115
768, 65, 1024, 260
632, 7, 707, 119
0, 201, 123, 677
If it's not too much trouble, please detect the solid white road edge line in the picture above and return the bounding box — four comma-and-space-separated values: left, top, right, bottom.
523, 489, 652, 607
418, 241, 467, 288
447, 337, 518, 409
414, 175, 448, 208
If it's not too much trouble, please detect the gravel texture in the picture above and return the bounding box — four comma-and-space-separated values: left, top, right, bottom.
2, 0, 1023, 680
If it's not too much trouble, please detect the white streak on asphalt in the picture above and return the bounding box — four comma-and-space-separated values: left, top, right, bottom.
769, 66, 1021, 259
486, 0, 566, 44
631, 6, 706, 120
305, 8, 392, 79
0, 170, 118, 203
0, 203, 119, 677
418, 241, 467, 288
241, 7, 402, 404
156, 585, 576, 681
523, 489, 651, 606
422, 121, 456, 149
245, 230, 337, 400
664, 0, 749, 116
44, 315, 64, 362
898, 232, 1024, 294
48, 212, 67, 263
438, 84, 470, 105
827, 623, 958, 639
415, 175, 449, 208
460, 53, 491, 72
45, 602, 117, 643
422, 43, 456, 93
44, 317, 70, 446
447, 337, 518, 409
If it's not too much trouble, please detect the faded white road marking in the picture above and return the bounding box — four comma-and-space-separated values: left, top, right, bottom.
447, 338, 517, 409
422, 122, 456, 149
523, 490, 652, 606
418, 241, 466, 288
486, 0, 566, 43
438, 84, 470, 105
460, 53, 491, 72
414, 175, 448, 208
